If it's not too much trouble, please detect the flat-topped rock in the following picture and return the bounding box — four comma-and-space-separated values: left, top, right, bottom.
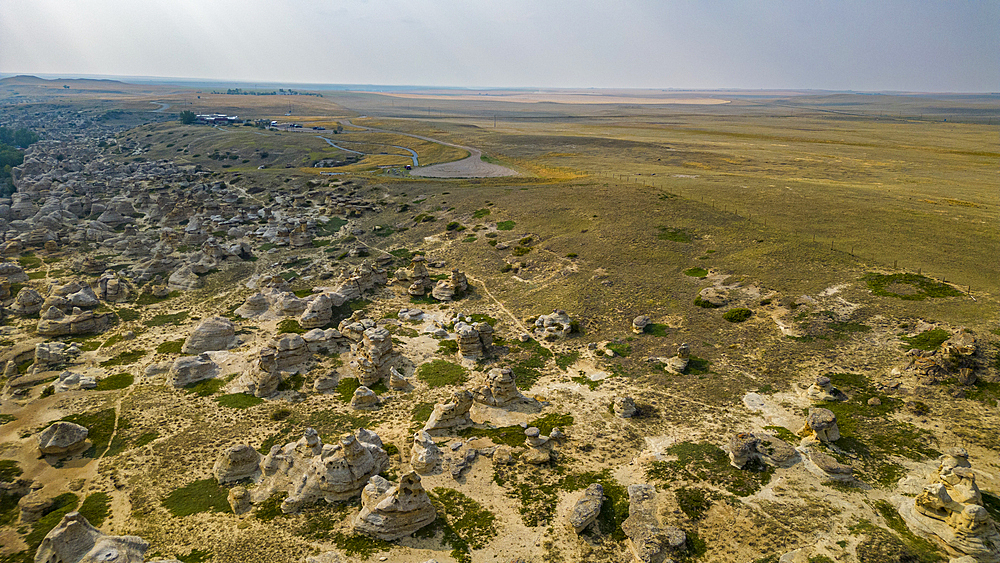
354, 471, 436, 540
37, 421, 89, 456
182, 316, 237, 354
568, 483, 605, 533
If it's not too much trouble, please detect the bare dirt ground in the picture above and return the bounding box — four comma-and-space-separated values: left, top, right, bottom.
410, 147, 519, 178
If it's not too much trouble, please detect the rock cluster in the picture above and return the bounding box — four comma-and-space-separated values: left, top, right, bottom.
455, 321, 494, 359
350, 327, 396, 386
621, 484, 687, 563
901, 448, 1000, 561
471, 367, 525, 407
410, 431, 442, 475
533, 309, 573, 340
664, 343, 691, 374
800, 408, 840, 443
727, 432, 763, 469
166, 353, 219, 387
354, 471, 436, 540
903, 330, 980, 385
806, 375, 845, 403
431, 269, 468, 301
37, 308, 114, 336
213, 444, 262, 484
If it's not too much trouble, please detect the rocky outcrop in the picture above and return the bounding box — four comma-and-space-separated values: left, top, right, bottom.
455, 321, 493, 359
300, 293, 333, 329
36, 308, 114, 336
0, 261, 29, 283
727, 432, 763, 469
34, 512, 149, 563
664, 343, 690, 374
801, 449, 854, 482
255, 428, 389, 513
354, 471, 436, 540
11, 287, 44, 316
182, 316, 237, 354
37, 421, 89, 456
350, 327, 395, 386
471, 367, 525, 407
696, 287, 728, 308
351, 386, 380, 409
632, 316, 651, 335
214, 444, 262, 484
53, 370, 97, 393
621, 484, 686, 563
431, 270, 468, 301
410, 431, 441, 475
167, 264, 203, 291
533, 310, 573, 340
900, 448, 1000, 562
523, 427, 552, 464
423, 390, 474, 432
35, 342, 81, 366
568, 483, 605, 534
167, 353, 219, 387
275, 334, 311, 372
613, 396, 637, 418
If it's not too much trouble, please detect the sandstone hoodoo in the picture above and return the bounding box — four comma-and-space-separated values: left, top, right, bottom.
181, 316, 237, 354
35, 512, 151, 563
354, 471, 436, 540
568, 483, 605, 534
37, 421, 89, 456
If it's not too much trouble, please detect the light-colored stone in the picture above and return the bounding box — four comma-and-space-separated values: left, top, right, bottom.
182, 316, 237, 354
167, 353, 219, 387
34, 512, 148, 563
354, 471, 436, 540
214, 444, 262, 484
410, 431, 441, 475
568, 483, 604, 533
37, 421, 89, 456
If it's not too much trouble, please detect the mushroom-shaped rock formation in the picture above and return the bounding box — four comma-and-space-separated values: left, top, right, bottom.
632, 315, 651, 335
167, 353, 219, 387
806, 376, 845, 403
801, 408, 841, 443
354, 471, 436, 541
664, 343, 691, 374
613, 396, 637, 418
727, 432, 763, 469
37, 422, 89, 456
350, 386, 380, 410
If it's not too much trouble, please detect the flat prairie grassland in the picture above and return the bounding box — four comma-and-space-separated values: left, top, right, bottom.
341, 97, 998, 296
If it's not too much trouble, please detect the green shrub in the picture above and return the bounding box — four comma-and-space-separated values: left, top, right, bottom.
864, 272, 962, 300
473, 208, 490, 219
0, 460, 22, 483
684, 267, 708, 278
156, 339, 185, 354
496, 221, 515, 231
99, 350, 146, 367
694, 296, 721, 308
899, 329, 950, 351
657, 227, 692, 243
277, 319, 306, 334
723, 308, 753, 323
254, 491, 288, 521
117, 308, 141, 322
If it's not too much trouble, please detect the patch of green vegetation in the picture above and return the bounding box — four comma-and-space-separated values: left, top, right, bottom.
828, 321, 871, 337
336, 377, 388, 402
162, 478, 232, 517
473, 208, 491, 219
850, 518, 944, 563
99, 349, 146, 367
657, 226, 692, 243
458, 424, 527, 447
277, 372, 306, 392
0, 460, 22, 483
723, 308, 753, 323
428, 488, 498, 563
373, 225, 395, 237
606, 342, 631, 357
78, 492, 111, 527
316, 217, 348, 236
763, 425, 799, 444
176, 550, 212, 563
133, 431, 158, 448
156, 339, 185, 354
675, 486, 715, 520
899, 329, 950, 351
117, 308, 141, 322
571, 375, 601, 390
215, 393, 264, 409
17, 253, 42, 269
254, 491, 289, 521
277, 318, 306, 334
511, 245, 531, 256
17, 358, 34, 374
864, 272, 963, 300
686, 355, 711, 375
0, 414, 15, 426
683, 267, 708, 278
644, 323, 669, 336
529, 413, 573, 434
410, 402, 434, 424
332, 532, 392, 559
134, 290, 179, 306
389, 247, 415, 261
496, 220, 515, 231
143, 311, 188, 327
184, 378, 224, 397
647, 441, 772, 496
437, 339, 459, 354
61, 408, 126, 457
555, 351, 579, 370
693, 295, 721, 308
417, 359, 468, 388
95, 372, 134, 390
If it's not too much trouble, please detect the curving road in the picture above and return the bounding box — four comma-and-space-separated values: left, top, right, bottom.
339, 119, 519, 178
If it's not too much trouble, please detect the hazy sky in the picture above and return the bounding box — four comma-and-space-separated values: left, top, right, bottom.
1, 0, 997, 91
